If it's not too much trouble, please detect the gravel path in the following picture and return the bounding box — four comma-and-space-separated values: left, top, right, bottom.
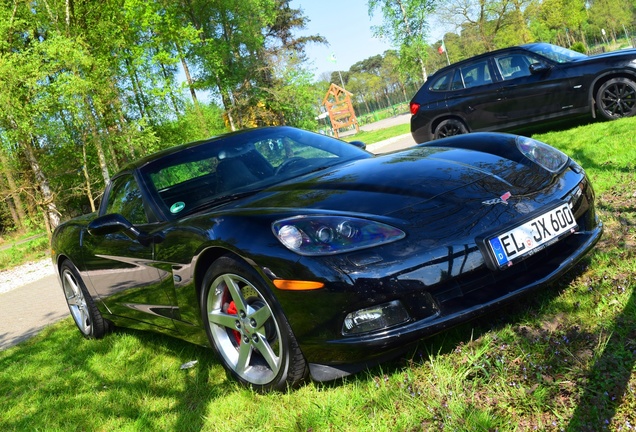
0, 258, 55, 295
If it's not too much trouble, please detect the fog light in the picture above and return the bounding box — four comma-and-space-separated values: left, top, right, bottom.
342, 300, 410, 335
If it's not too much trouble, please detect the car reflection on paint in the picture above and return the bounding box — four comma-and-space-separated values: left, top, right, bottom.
51, 126, 602, 391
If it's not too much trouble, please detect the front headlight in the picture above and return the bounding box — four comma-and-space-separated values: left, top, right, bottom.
272, 216, 405, 256
516, 136, 569, 173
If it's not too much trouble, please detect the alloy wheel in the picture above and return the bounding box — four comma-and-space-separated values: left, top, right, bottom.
62, 268, 92, 335
206, 273, 283, 385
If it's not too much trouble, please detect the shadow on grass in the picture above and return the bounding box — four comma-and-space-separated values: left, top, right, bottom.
513, 115, 596, 139
0, 322, 231, 431
566, 274, 636, 430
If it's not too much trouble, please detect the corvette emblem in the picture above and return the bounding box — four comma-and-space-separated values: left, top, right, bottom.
482, 191, 512, 205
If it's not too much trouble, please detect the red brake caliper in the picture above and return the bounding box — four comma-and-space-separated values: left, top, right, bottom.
226, 301, 242, 345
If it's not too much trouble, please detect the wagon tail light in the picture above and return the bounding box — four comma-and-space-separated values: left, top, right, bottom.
272, 216, 405, 256
409, 102, 420, 115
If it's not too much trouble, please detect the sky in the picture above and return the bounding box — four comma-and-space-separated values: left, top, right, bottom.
290, 0, 446, 80
290, 0, 394, 79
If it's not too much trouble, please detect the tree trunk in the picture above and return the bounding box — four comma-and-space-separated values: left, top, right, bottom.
176, 43, 209, 135
384, 88, 392, 109
399, 81, 408, 102
418, 58, 428, 82
159, 61, 181, 116
124, 55, 150, 120
81, 143, 96, 212
6, 198, 21, 230
217, 75, 237, 131
0, 149, 27, 230
84, 96, 112, 185
23, 135, 60, 232
177, 42, 199, 106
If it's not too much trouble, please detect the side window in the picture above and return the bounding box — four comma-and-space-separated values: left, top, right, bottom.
496, 55, 533, 80
449, 60, 493, 90
430, 71, 452, 91
461, 61, 492, 88
104, 175, 148, 225
451, 69, 464, 90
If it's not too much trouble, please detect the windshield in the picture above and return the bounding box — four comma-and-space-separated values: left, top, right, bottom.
524, 42, 587, 63
140, 126, 371, 217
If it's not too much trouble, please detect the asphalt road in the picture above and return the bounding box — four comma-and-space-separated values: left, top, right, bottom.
0, 274, 67, 350
352, 112, 416, 153
0, 115, 415, 351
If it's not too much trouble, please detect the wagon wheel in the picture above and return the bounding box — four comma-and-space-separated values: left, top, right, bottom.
596, 78, 636, 120
434, 119, 469, 139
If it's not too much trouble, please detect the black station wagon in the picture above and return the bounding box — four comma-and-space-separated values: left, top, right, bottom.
410, 42, 636, 143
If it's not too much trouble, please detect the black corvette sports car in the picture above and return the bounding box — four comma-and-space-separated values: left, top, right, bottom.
410, 42, 636, 143
52, 126, 602, 391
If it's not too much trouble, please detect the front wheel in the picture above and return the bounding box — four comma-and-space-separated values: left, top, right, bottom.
60, 260, 110, 339
201, 256, 308, 391
596, 78, 636, 120
434, 118, 468, 140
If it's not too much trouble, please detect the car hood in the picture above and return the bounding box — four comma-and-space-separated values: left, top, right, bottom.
238, 146, 555, 227
576, 48, 636, 63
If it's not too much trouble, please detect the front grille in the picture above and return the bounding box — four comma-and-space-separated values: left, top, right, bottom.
428, 230, 590, 316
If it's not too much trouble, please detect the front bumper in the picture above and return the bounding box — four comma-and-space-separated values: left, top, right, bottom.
304, 219, 602, 381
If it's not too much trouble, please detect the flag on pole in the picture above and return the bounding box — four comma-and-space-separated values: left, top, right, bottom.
438, 42, 446, 55
328, 52, 337, 63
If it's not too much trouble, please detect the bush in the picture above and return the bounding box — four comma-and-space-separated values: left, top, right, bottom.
571, 42, 587, 54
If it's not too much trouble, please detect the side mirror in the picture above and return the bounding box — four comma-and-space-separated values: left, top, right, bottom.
529, 62, 550, 75
88, 213, 141, 239
349, 140, 367, 150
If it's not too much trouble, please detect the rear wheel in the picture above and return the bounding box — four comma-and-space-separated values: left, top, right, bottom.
60, 260, 109, 338
596, 78, 636, 120
201, 255, 308, 391
434, 119, 468, 139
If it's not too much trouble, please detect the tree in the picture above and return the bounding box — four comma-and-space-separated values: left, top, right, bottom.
588, 0, 634, 44
368, 0, 437, 82
380, 50, 412, 102
437, 0, 538, 53
0, 0, 324, 233
536, 0, 587, 46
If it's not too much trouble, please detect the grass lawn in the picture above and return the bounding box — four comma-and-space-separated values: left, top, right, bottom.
341, 123, 410, 144
1, 117, 635, 431
0, 231, 49, 269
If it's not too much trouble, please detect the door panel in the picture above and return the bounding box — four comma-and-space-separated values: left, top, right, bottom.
493, 54, 576, 125
445, 59, 505, 130
83, 173, 178, 330
82, 231, 177, 329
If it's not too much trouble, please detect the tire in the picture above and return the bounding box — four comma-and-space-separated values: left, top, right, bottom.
434, 118, 468, 139
200, 255, 308, 391
596, 78, 636, 120
60, 260, 110, 339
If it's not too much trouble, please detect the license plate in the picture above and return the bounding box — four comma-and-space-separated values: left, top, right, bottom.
488, 203, 577, 268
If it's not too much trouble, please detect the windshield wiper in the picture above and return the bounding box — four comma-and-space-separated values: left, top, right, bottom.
187, 190, 261, 214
